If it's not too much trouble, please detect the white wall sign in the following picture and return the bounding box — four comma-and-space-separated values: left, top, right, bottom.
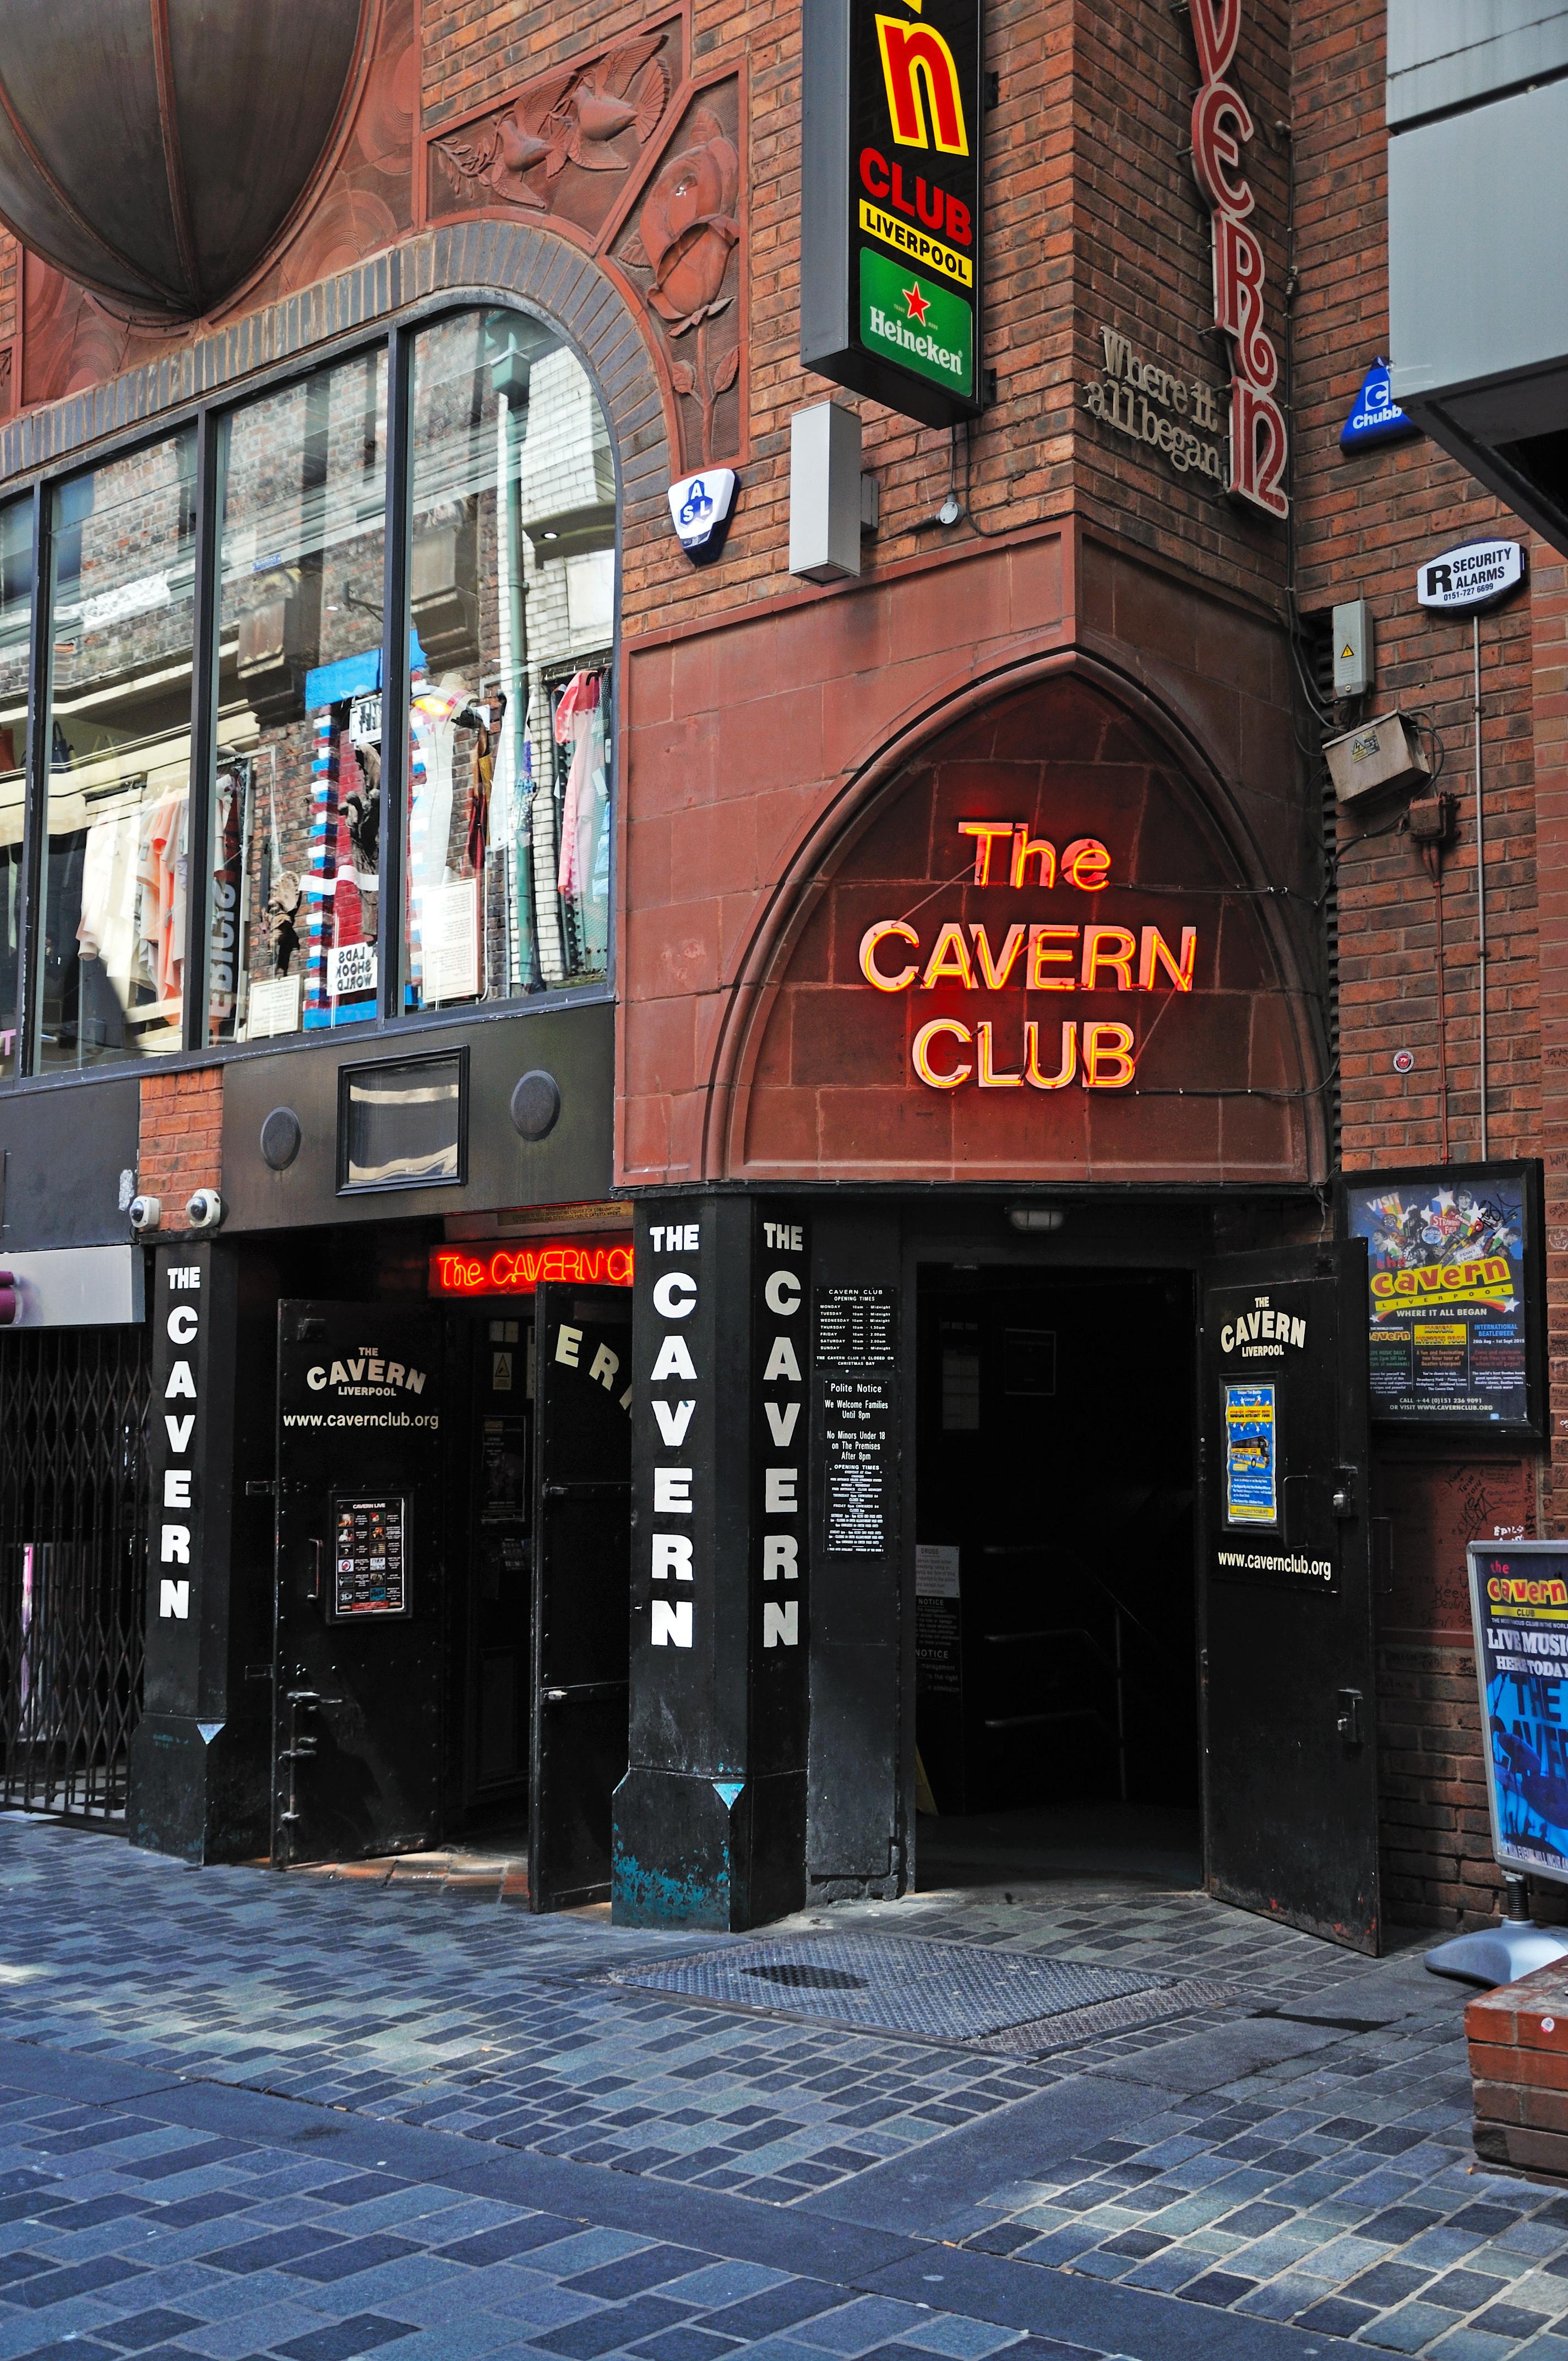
1417, 539, 1525, 611
0, 1244, 145, 1328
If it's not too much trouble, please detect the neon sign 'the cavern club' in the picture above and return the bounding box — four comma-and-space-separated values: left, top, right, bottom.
856, 820, 1199, 1094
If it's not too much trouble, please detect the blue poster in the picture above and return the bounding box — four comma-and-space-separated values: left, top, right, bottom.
1345, 1172, 1529, 1426
1469, 1542, 1568, 1882
1223, 1383, 1278, 1527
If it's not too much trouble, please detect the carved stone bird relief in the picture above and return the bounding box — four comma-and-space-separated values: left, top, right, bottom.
435, 34, 669, 210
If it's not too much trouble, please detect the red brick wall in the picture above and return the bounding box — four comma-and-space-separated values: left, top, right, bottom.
1533, 557, 1568, 1539
1374, 1456, 1536, 1930
1289, 2, 1539, 1173
1069, 0, 1291, 606
137, 1069, 222, 1233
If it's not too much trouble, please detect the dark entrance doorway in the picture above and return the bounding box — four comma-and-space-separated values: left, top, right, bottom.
274, 1301, 447, 1864
529, 1283, 633, 1910
913, 1266, 1201, 1885
271, 1279, 632, 1902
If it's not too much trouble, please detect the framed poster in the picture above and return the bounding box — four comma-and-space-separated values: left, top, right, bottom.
1223, 1383, 1278, 1527
1339, 1161, 1544, 1437
328, 1493, 411, 1620
1467, 1539, 1568, 1883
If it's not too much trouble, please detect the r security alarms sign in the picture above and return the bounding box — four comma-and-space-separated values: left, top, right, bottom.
800, 0, 982, 428
1418, 538, 1526, 612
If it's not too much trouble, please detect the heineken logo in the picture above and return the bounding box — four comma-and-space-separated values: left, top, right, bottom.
800, 0, 983, 428
860, 250, 971, 389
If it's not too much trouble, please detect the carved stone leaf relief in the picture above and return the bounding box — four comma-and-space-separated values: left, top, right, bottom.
430, 32, 673, 240
613, 83, 742, 468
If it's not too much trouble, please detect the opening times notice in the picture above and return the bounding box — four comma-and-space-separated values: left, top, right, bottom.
815, 1287, 895, 1370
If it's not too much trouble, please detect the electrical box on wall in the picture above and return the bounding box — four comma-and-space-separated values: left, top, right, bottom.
1332, 598, 1374, 698
789, 401, 863, 583
1324, 709, 1430, 804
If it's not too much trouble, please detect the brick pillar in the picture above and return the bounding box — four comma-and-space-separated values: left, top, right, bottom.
138, 1067, 223, 1228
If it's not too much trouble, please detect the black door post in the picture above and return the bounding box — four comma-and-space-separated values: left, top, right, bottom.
127, 1239, 273, 1862
613, 1195, 810, 1929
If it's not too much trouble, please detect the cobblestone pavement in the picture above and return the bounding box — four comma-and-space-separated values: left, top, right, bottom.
0, 1814, 1560, 2360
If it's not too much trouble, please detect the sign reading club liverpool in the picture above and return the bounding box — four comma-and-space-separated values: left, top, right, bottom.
800, 0, 984, 427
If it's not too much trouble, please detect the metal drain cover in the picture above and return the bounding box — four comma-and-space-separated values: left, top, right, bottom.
744, 1963, 867, 1989
609, 1931, 1233, 2050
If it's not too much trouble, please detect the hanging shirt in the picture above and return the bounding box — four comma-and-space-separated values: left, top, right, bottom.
555, 671, 603, 899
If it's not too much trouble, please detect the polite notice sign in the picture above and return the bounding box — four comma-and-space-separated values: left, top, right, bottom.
1417, 538, 1525, 612
1343, 1165, 1543, 1435
822, 1376, 892, 1553
1468, 1541, 1568, 1883
801, 0, 983, 426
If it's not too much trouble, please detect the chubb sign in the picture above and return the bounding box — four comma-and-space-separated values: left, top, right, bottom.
857, 819, 1199, 1091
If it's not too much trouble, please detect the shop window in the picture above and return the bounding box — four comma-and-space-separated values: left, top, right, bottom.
0, 497, 32, 1064
208, 348, 390, 1043
340, 1049, 466, 1190
402, 309, 614, 1012
37, 432, 197, 1069
0, 296, 618, 1082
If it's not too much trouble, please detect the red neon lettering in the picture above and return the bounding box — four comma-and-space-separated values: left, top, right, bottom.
1191, 80, 1254, 219
1212, 216, 1276, 391
428, 1241, 635, 1296
1186, 0, 1287, 519
958, 819, 1018, 883
1189, 0, 1241, 84
1228, 381, 1289, 518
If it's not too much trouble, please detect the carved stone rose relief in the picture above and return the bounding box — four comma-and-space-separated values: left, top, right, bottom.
428, 25, 743, 471
613, 84, 741, 469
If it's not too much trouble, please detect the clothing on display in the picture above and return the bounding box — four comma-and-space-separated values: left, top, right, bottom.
554, 670, 603, 901
74, 784, 187, 1036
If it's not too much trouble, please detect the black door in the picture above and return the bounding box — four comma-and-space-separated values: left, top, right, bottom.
274, 1302, 445, 1864
530, 1283, 633, 1909
1200, 1242, 1379, 1952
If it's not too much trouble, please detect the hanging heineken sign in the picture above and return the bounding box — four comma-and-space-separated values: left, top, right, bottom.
801, 0, 984, 428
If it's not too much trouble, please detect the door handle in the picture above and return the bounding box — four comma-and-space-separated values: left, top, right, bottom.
308, 1538, 323, 1602
1336, 1687, 1364, 1747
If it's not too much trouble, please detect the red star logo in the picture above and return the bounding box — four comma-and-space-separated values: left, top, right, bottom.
901, 280, 930, 325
